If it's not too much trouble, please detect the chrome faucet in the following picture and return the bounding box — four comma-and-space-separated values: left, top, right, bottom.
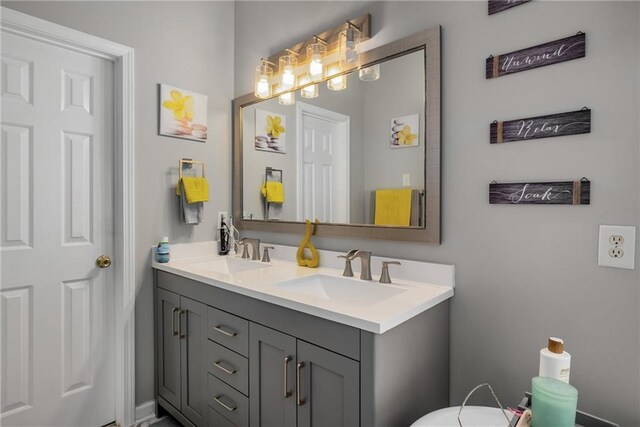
351, 250, 372, 280
337, 250, 358, 277
238, 238, 260, 260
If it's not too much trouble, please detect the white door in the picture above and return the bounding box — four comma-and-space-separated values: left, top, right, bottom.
1, 32, 115, 427
300, 112, 349, 223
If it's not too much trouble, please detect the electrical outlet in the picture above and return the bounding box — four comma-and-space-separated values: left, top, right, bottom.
217, 211, 227, 229
598, 225, 636, 269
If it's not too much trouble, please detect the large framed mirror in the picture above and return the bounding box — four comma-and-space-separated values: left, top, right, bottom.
233, 27, 441, 243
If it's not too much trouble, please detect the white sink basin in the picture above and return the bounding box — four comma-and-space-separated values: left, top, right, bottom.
189, 257, 270, 274
275, 274, 407, 306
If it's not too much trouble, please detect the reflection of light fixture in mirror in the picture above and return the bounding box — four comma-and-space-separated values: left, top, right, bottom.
254, 58, 274, 99
307, 36, 327, 82
279, 49, 298, 91
299, 74, 319, 98
327, 72, 347, 91
279, 91, 295, 105
359, 64, 380, 81
341, 21, 361, 67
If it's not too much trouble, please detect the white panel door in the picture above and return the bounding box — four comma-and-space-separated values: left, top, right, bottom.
1, 32, 115, 427
301, 114, 347, 223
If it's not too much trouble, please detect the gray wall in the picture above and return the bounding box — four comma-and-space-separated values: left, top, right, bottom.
234, 1, 640, 425
3, 1, 235, 405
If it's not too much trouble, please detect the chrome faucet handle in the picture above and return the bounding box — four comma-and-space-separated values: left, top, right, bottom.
337, 256, 354, 277
241, 244, 250, 259
338, 250, 358, 277
352, 250, 372, 281
380, 261, 401, 284
262, 246, 274, 263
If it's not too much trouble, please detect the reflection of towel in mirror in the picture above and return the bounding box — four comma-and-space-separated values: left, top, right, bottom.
178, 179, 204, 225
261, 181, 284, 203
374, 188, 412, 226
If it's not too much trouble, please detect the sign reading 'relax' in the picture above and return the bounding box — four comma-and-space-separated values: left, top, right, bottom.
489, 179, 590, 205
490, 108, 591, 144
486, 32, 586, 79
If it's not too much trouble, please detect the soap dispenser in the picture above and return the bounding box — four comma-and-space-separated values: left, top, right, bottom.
539, 337, 571, 383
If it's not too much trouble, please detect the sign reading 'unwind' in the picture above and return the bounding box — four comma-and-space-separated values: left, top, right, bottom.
486, 32, 586, 79
489, 179, 590, 205
488, 0, 531, 15
490, 108, 591, 144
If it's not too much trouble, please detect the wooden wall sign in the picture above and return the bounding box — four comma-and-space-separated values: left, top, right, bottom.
486, 32, 585, 79
490, 108, 590, 144
489, 179, 590, 205
488, 0, 531, 15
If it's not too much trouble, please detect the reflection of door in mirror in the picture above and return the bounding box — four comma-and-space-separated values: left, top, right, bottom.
297, 104, 349, 223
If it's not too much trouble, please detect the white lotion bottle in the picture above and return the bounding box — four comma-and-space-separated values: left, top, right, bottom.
539, 337, 571, 383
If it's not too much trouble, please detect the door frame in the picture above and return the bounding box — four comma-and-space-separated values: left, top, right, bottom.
1, 7, 136, 427
295, 102, 350, 223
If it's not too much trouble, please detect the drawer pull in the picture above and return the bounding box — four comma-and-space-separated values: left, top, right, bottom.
171, 307, 180, 336
213, 395, 237, 412
284, 355, 292, 398
214, 325, 237, 337
213, 361, 237, 375
297, 362, 306, 406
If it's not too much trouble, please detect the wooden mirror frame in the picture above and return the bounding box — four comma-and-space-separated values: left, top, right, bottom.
233, 26, 441, 244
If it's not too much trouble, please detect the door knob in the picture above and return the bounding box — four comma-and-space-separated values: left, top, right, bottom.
96, 255, 112, 268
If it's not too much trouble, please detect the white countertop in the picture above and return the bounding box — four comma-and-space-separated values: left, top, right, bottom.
152, 242, 454, 334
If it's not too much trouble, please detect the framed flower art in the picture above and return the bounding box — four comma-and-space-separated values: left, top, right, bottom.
390, 114, 419, 148
159, 84, 208, 142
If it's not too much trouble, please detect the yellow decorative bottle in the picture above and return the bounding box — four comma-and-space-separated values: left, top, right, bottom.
296, 220, 319, 268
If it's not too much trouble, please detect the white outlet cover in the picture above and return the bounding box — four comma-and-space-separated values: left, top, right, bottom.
598, 225, 636, 270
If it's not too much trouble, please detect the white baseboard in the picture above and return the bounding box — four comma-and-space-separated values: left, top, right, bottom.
134, 400, 156, 426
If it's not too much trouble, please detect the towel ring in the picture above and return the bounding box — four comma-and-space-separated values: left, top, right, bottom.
179, 159, 205, 180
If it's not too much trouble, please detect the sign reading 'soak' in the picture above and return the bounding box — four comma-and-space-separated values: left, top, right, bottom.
488, 0, 531, 15
489, 179, 590, 205
490, 108, 591, 144
486, 32, 585, 79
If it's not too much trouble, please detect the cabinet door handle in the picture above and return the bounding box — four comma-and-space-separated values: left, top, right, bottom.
214, 325, 237, 337
213, 395, 237, 412
296, 361, 305, 406
284, 356, 292, 398
178, 310, 187, 338
171, 307, 180, 336
213, 361, 237, 375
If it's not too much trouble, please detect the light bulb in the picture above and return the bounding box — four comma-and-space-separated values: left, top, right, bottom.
310, 55, 323, 81
281, 66, 295, 89
301, 84, 318, 98
279, 91, 295, 105
327, 74, 346, 91
256, 75, 270, 98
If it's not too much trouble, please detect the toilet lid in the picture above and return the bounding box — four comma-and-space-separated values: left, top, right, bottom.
410, 406, 514, 427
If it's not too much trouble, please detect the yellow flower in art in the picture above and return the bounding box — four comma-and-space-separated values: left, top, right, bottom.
162, 90, 195, 121
266, 115, 285, 138
398, 125, 417, 145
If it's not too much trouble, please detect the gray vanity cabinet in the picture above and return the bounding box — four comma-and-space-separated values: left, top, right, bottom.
297, 341, 359, 427
249, 324, 359, 427
249, 323, 297, 427
155, 269, 450, 427
156, 288, 207, 426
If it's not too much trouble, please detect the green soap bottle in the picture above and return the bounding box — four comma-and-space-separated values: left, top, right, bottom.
531, 376, 578, 427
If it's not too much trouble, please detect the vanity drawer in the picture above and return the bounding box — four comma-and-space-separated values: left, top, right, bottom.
206, 340, 248, 396
207, 374, 249, 427
207, 307, 249, 356
207, 406, 236, 427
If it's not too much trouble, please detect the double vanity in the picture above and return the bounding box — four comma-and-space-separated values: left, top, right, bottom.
153, 242, 454, 427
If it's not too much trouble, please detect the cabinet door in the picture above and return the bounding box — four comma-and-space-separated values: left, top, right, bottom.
250, 323, 297, 427
297, 341, 360, 427
157, 288, 181, 410
181, 296, 207, 426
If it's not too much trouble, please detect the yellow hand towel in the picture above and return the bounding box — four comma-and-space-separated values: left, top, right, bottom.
374, 188, 412, 226
176, 177, 209, 203
261, 181, 284, 203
